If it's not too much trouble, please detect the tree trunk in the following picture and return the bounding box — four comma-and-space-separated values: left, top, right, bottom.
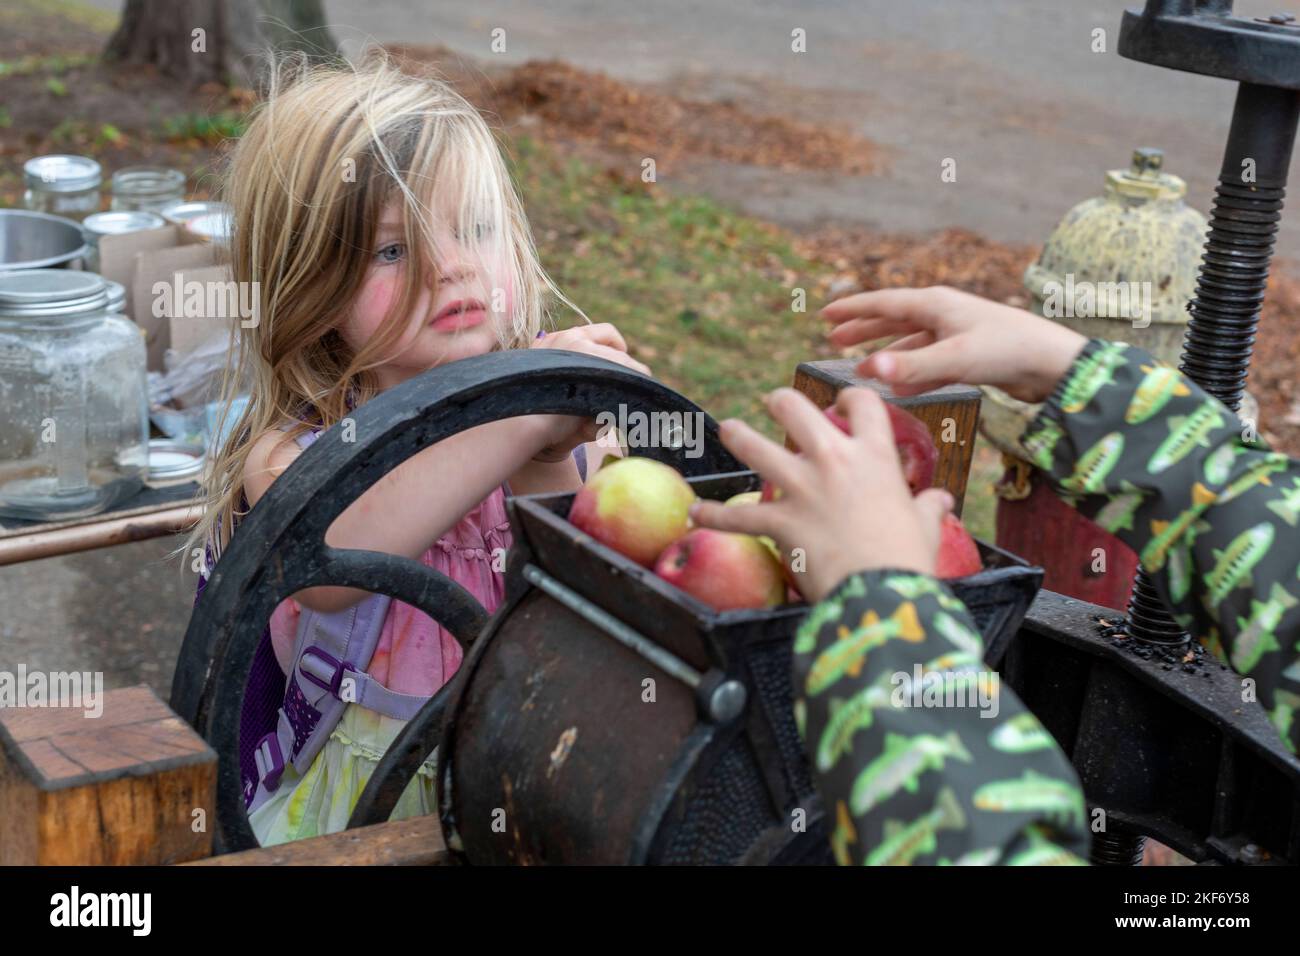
105, 0, 338, 88
259, 0, 341, 63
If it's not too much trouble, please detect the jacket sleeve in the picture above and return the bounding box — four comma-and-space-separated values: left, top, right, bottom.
792, 569, 1091, 865
1020, 337, 1300, 754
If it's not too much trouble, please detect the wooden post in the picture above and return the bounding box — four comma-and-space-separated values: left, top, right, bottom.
0, 685, 216, 865
791, 359, 981, 514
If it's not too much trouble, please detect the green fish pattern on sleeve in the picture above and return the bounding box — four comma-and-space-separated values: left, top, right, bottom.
792, 569, 1091, 865
1022, 337, 1300, 753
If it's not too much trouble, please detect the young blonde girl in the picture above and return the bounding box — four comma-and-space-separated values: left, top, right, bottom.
184, 54, 647, 845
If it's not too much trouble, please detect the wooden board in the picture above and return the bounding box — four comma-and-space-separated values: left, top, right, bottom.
0, 685, 216, 865
188, 814, 453, 866
791, 359, 980, 514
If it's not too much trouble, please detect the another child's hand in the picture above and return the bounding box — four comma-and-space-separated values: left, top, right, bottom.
823, 286, 1087, 404
530, 322, 651, 460
688, 386, 954, 604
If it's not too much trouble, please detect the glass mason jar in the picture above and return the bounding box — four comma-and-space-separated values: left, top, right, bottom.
0, 270, 149, 521
23, 155, 103, 221
82, 210, 166, 273
111, 166, 187, 215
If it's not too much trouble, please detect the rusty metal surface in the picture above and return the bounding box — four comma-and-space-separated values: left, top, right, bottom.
440, 471, 1043, 865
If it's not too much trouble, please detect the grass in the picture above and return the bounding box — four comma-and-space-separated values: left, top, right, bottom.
509, 136, 833, 433
160, 111, 249, 144
0, 53, 97, 78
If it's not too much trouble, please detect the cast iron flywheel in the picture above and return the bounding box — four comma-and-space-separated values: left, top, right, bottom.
171, 348, 741, 852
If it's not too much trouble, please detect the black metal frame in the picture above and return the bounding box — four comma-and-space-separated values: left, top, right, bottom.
1009, 590, 1300, 863
171, 348, 739, 852
1119, 2, 1300, 652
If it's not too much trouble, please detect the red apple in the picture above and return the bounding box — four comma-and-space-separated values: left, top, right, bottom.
654, 528, 787, 611
725, 490, 802, 597
935, 512, 982, 579
568, 457, 696, 567
884, 404, 939, 494
761, 404, 938, 502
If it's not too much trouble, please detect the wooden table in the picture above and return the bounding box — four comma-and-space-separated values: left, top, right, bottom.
0, 481, 202, 567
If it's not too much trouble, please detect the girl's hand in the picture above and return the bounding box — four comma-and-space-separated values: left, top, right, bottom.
688, 386, 955, 604
530, 323, 651, 460
531, 322, 652, 377
823, 286, 1088, 404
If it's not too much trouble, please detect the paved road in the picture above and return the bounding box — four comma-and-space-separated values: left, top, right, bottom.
308, 0, 1300, 247
18, 0, 1300, 697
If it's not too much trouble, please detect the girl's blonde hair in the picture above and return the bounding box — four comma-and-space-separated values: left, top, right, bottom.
182, 51, 572, 573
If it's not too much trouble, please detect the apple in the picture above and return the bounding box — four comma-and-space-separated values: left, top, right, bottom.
725, 489, 806, 597
654, 528, 787, 611
882, 404, 939, 494
568, 457, 696, 567
935, 512, 982, 579
761, 404, 938, 502
723, 490, 782, 557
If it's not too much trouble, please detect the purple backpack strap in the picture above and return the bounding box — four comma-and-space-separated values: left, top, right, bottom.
246, 424, 431, 813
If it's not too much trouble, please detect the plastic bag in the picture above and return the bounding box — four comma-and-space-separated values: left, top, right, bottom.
148, 328, 239, 410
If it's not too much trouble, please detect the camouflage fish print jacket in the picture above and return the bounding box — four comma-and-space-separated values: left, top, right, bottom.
795, 337, 1300, 865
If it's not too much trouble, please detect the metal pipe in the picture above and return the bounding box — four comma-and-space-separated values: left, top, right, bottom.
0, 504, 200, 567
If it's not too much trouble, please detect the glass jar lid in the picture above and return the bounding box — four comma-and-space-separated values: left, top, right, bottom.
161, 200, 231, 225
105, 280, 126, 313
186, 211, 232, 242
0, 269, 109, 317
24, 154, 103, 192
111, 166, 186, 197
84, 210, 166, 239
147, 439, 206, 480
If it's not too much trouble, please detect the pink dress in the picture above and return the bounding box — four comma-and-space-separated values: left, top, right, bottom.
248, 485, 513, 844
267, 487, 513, 695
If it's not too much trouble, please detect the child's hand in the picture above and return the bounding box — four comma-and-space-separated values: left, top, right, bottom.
688, 386, 954, 604
530, 323, 650, 461
823, 286, 1088, 404
531, 323, 652, 377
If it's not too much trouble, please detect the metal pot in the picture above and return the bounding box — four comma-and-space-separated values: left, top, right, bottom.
0, 209, 89, 271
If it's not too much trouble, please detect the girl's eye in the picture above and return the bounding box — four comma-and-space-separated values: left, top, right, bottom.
375, 242, 406, 264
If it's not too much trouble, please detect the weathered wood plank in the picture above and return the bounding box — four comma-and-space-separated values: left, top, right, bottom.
0, 685, 216, 865
189, 814, 453, 866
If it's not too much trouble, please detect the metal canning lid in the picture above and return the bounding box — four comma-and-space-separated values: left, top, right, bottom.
83, 210, 166, 239
23, 154, 103, 192
111, 166, 186, 196
161, 200, 230, 225
186, 211, 232, 242
148, 439, 206, 480
105, 279, 126, 313
0, 269, 109, 317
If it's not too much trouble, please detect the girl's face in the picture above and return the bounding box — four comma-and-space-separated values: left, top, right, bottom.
339, 197, 512, 389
